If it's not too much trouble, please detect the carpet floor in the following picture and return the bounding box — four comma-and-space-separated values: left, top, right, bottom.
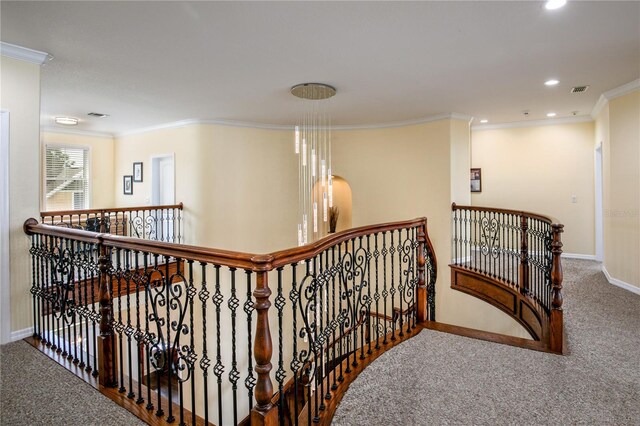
1, 260, 638, 425
332, 259, 640, 425
0, 339, 144, 425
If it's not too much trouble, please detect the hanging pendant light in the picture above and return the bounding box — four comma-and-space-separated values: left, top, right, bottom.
291, 83, 336, 246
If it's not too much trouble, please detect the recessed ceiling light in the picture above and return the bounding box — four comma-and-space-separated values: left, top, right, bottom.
480, 119, 488, 124
545, 79, 559, 86
54, 116, 79, 126
546, 112, 557, 118
545, 0, 567, 10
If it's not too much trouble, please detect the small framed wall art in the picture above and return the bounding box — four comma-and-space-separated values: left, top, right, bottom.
133, 162, 143, 182
470, 168, 482, 193
123, 175, 133, 195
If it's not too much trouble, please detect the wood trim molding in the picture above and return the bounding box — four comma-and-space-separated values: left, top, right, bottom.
449, 265, 548, 342
421, 321, 558, 354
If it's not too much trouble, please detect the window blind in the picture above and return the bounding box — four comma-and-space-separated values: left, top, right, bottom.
44, 146, 89, 211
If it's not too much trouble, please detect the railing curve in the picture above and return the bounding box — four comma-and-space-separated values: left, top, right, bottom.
23, 214, 437, 426
450, 203, 564, 354
40, 203, 184, 243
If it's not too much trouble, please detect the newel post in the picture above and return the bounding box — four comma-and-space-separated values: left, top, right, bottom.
251, 257, 278, 426
416, 219, 428, 323
97, 239, 117, 387
519, 215, 530, 295
99, 210, 107, 233
549, 224, 564, 354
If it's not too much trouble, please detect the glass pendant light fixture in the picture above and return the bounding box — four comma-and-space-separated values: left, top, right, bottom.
291, 83, 336, 246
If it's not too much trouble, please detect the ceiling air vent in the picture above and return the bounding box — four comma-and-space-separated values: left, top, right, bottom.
87, 112, 109, 118
570, 85, 589, 93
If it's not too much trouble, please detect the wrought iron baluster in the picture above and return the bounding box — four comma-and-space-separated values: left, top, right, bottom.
366, 234, 372, 354
199, 262, 210, 426
213, 264, 223, 426
144, 253, 153, 412
228, 267, 239, 425
317, 254, 325, 412
382, 232, 388, 345
115, 248, 125, 393
275, 267, 286, 426
390, 231, 396, 341
245, 270, 256, 413
164, 256, 174, 423
397, 230, 404, 338
373, 233, 380, 350
125, 249, 135, 399
30, 235, 38, 339
134, 250, 144, 404
289, 262, 300, 425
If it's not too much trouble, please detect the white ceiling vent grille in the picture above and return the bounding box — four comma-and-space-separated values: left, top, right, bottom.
570, 85, 590, 93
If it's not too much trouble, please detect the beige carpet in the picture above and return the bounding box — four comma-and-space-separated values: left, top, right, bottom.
333, 259, 640, 425
0, 340, 144, 426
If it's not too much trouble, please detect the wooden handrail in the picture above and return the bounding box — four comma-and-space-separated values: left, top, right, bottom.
269, 217, 426, 268
24, 216, 430, 273
40, 202, 184, 218
451, 202, 560, 225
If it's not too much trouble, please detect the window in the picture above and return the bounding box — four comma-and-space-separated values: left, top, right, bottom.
44, 146, 90, 211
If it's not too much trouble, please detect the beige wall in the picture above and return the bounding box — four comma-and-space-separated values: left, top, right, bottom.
1, 56, 42, 334
114, 124, 298, 253
333, 120, 530, 338
471, 121, 596, 256
42, 132, 115, 210
114, 120, 529, 338
602, 91, 640, 288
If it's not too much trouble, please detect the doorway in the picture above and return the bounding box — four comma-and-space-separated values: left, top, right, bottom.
595, 144, 603, 262
151, 154, 175, 241
1, 110, 10, 344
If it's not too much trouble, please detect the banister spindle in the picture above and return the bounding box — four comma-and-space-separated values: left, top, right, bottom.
251, 260, 278, 426
550, 223, 564, 353
416, 221, 427, 322
99, 210, 107, 233
519, 215, 529, 295
97, 239, 117, 387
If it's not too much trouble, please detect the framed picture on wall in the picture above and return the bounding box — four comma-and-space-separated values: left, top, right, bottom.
123, 175, 133, 195
470, 168, 482, 193
133, 162, 143, 182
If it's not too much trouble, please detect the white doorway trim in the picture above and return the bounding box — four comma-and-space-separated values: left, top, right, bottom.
594, 143, 603, 262
1, 110, 11, 344
150, 153, 175, 206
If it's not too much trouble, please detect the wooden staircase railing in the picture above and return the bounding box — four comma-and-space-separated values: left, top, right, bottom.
24, 215, 437, 426
450, 203, 564, 354
40, 203, 184, 243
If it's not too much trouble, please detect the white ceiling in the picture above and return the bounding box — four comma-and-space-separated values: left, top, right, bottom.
1, 1, 639, 135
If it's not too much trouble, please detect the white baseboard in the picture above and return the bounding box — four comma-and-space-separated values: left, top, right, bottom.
562, 253, 596, 260
10, 327, 34, 342
602, 266, 640, 295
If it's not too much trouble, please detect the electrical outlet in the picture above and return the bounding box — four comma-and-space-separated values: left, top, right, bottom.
571, 195, 577, 203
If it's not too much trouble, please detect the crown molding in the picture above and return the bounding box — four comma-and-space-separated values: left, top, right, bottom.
116, 118, 292, 138
472, 115, 593, 131
41, 126, 114, 138
0, 42, 51, 65
591, 78, 640, 118
332, 113, 474, 130
115, 113, 475, 138
590, 94, 608, 119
